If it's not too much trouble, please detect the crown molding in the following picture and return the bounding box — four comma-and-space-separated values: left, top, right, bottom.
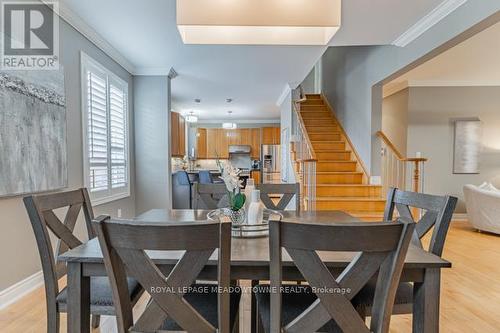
392, 0, 468, 47
43, 0, 137, 74
276, 84, 292, 106
408, 79, 500, 87
134, 67, 173, 76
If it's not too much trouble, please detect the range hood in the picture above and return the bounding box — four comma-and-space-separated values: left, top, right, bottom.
228, 145, 251, 154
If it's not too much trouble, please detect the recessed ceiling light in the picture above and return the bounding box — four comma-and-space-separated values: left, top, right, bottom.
194, 98, 201, 103
226, 98, 233, 103
177, 0, 341, 46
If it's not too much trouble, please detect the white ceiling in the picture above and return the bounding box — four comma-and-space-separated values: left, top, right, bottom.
62, 0, 450, 120
384, 21, 500, 95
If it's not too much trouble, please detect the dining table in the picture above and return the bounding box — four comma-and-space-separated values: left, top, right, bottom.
59, 209, 451, 333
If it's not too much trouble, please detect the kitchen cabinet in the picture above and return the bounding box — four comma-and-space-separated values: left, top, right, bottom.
171, 111, 186, 157
206, 128, 218, 158
262, 127, 281, 145
196, 128, 207, 158
239, 129, 251, 146
226, 129, 240, 146
251, 170, 261, 184
216, 129, 229, 158
250, 128, 261, 159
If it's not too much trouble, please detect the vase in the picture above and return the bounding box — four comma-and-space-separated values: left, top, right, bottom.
221, 207, 246, 225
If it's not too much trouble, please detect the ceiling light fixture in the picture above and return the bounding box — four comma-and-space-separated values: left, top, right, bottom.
176, 0, 341, 46
222, 111, 237, 129
185, 111, 198, 123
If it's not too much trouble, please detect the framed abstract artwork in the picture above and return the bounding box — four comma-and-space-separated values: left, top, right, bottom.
0, 69, 67, 196
453, 119, 481, 174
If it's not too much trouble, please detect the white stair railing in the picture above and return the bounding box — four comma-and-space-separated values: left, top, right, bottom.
291, 89, 317, 211
377, 131, 427, 196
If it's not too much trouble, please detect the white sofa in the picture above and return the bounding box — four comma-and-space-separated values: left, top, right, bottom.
463, 183, 500, 234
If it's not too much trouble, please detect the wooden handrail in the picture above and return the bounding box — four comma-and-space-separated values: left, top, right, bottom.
293, 101, 317, 162
376, 131, 427, 162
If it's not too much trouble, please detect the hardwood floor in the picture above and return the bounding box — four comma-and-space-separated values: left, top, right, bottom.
1, 221, 499, 332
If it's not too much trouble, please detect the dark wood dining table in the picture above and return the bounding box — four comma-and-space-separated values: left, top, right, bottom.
59, 209, 451, 333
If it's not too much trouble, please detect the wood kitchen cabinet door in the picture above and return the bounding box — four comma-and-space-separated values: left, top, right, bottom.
262, 127, 274, 145
196, 128, 207, 158
171, 112, 180, 156
226, 129, 240, 146
216, 129, 229, 158
206, 128, 218, 158
239, 129, 251, 146
179, 116, 186, 156
274, 127, 281, 145
250, 128, 261, 159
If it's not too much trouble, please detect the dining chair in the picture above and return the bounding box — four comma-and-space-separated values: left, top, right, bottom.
255, 215, 415, 333
256, 183, 301, 213
352, 188, 458, 319
172, 171, 193, 209
193, 183, 229, 209
93, 215, 241, 333
23, 188, 143, 333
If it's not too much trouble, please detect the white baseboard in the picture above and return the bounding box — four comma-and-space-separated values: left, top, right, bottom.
452, 213, 469, 222
0, 271, 44, 310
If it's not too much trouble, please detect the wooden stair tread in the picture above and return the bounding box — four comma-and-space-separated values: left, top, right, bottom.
316, 171, 363, 175
316, 184, 382, 188
314, 197, 385, 201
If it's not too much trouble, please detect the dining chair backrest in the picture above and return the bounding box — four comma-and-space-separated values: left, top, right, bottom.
198, 170, 215, 184
193, 183, 228, 209
172, 171, 192, 209
94, 215, 232, 333
256, 183, 300, 213
269, 215, 415, 333
384, 188, 457, 256
23, 189, 95, 306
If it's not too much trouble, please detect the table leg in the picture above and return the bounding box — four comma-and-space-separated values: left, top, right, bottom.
67, 262, 90, 333
413, 268, 441, 333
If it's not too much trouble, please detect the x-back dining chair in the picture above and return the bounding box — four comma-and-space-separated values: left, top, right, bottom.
352, 188, 458, 321
256, 183, 301, 213
255, 215, 415, 333
192, 183, 229, 209
94, 215, 241, 333
23, 188, 143, 333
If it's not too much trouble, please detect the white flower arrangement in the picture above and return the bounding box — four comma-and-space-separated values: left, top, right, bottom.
217, 159, 246, 211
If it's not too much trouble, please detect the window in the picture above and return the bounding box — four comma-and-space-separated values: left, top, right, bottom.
81, 52, 130, 205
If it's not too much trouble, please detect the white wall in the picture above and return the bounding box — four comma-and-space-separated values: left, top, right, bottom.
382, 89, 409, 155
134, 76, 171, 214
0, 18, 136, 291
279, 92, 296, 184
321, 1, 500, 177
407, 86, 500, 213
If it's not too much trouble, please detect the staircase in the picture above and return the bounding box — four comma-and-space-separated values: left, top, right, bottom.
295, 94, 385, 221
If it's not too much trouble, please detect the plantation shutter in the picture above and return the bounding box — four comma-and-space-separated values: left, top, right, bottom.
87, 70, 109, 192
82, 52, 129, 204
109, 81, 127, 188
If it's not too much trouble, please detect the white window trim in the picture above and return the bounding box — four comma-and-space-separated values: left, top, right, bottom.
80, 51, 131, 206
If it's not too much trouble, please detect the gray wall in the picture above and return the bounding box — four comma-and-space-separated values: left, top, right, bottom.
0, 19, 136, 291
321, 1, 500, 176
134, 76, 171, 214
407, 86, 500, 213
382, 89, 409, 155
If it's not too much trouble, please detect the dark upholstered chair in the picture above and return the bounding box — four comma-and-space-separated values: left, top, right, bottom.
352, 188, 457, 322
255, 215, 415, 333
94, 215, 241, 333
172, 171, 193, 209
23, 189, 143, 333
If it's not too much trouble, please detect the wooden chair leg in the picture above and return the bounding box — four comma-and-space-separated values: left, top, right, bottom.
47, 308, 59, 333
91, 315, 100, 329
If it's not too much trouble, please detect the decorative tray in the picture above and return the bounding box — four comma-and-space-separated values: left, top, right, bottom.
207, 208, 283, 238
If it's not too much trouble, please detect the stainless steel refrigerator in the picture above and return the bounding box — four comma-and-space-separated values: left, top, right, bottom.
261, 145, 281, 184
